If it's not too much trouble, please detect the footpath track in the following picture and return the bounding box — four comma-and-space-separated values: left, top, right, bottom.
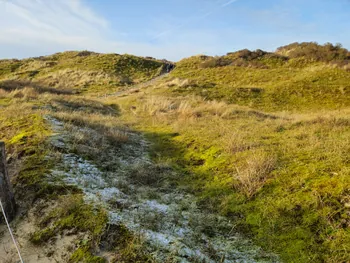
101, 72, 170, 98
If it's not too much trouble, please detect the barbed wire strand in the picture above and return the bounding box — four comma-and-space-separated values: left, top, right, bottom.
0, 199, 24, 263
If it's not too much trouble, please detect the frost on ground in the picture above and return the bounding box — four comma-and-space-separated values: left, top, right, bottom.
47, 116, 279, 263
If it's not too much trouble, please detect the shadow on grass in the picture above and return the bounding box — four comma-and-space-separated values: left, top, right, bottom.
52, 98, 121, 116
0, 80, 74, 95
141, 130, 214, 195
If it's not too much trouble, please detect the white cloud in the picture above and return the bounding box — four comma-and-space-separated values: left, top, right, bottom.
0, 0, 191, 60
0, 0, 114, 56
0, 0, 224, 61
1, 0, 347, 61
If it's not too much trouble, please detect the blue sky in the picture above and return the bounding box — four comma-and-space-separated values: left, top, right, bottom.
0, 0, 350, 61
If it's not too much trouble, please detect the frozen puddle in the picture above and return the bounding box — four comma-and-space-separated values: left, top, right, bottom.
47, 116, 279, 263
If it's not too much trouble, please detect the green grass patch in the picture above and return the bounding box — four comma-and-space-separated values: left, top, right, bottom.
30, 194, 108, 261
70, 245, 107, 263
30, 195, 107, 244
115, 92, 350, 262
0, 51, 166, 94
170, 55, 350, 111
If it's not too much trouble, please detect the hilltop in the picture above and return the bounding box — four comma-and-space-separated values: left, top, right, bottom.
171, 42, 350, 111
0, 51, 168, 95
0, 42, 349, 263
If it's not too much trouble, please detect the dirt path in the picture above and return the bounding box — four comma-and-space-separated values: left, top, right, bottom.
0, 75, 280, 262
45, 116, 280, 263
101, 72, 169, 98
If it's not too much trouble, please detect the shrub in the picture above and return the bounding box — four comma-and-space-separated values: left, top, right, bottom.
199, 56, 232, 68
276, 42, 350, 63
200, 49, 288, 69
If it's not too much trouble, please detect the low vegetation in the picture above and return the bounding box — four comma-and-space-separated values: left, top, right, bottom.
113, 91, 350, 262
112, 44, 350, 262
276, 42, 350, 63
0, 80, 154, 262
171, 42, 350, 111
1, 42, 349, 262
0, 51, 166, 95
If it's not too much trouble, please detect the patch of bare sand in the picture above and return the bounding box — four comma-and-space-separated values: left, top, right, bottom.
0, 205, 78, 263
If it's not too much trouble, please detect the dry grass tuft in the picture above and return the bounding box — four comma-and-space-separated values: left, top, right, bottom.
0, 80, 73, 95
0, 89, 9, 98
166, 78, 196, 88
234, 150, 277, 198
140, 96, 234, 121
53, 111, 129, 145
9, 87, 39, 99
225, 130, 251, 154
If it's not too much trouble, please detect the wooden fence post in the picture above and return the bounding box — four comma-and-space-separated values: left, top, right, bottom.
0, 142, 16, 222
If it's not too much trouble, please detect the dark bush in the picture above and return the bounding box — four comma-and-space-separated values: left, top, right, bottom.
276, 42, 350, 63
199, 56, 232, 68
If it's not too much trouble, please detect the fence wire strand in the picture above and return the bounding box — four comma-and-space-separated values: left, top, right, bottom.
0, 199, 24, 263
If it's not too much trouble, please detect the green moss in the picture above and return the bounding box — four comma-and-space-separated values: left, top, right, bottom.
30, 195, 108, 262
30, 227, 56, 244
107, 225, 155, 263
31, 195, 108, 244
70, 246, 106, 263
0, 112, 57, 199
30, 195, 154, 262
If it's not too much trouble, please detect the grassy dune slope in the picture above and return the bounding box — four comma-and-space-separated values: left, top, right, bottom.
109, 43, 350, 262
0, 51, 166, 95
0, 81, 157, 262
171, 43, 350, 111
115, 92, 350, 262
0, 52, 168, 261
1, 42, 349, 262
